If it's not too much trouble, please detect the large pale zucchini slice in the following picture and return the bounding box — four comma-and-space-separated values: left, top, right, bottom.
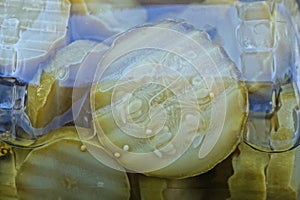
90, 21, 248, 178
15, 126, 130, 200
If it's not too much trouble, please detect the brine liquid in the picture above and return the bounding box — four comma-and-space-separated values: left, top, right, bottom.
0, 0, 299, 153
0, 1, 299, 200
0, 77, 35, 146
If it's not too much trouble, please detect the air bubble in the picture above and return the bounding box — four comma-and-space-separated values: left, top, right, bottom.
123, 145, 129, 151
80, 145, 87, 152
114, 152, 121, 158
146, 128, 153, 135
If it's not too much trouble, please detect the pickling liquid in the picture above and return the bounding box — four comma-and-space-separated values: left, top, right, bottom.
0, 1, 299, 200
0, 0, 298, 153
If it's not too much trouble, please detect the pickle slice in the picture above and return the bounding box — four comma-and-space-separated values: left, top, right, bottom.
138, 155, 233, 200
229, 145, 300, 200
229, 83, 300, 200
267, 150, 298, 200
266, 84, 300, 200
139, 175, 168, 200
228, 143, 269, 200
90, 21, 248, 178
27, 40, 97, 129
15, 127, 130, 200
69, 0, 89, 14
69, 0, 147, 41
270, 84, 299, 149
84, 0, 147, 33
0, 0, 70, 81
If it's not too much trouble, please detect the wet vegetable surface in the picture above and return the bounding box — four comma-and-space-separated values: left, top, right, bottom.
0, 0, 299, 199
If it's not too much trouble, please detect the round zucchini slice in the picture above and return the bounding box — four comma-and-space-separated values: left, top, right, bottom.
88, 21, 248, 178
16, 127, 130, 200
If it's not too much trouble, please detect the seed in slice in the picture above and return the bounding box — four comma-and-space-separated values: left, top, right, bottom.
15, 127, 130, 200
27, 40, 97, 130
0, 0, 71, 82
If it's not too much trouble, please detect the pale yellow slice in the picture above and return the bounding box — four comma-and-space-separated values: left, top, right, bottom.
229, 145, 300, 200
69, 0, 89, 14
138, 154, 233, 200
84, 0, 147, 32
69, 0, 147, 41
266, 150, 298, 200
270, 84, 298, 149
15, 127, 130, 200
266, 83, 300, 199
27, 40, 97, 128
90, 21, 248, 178
228, 143, 269, 200
0, 127, 77, 200
229, 83, 300, 200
